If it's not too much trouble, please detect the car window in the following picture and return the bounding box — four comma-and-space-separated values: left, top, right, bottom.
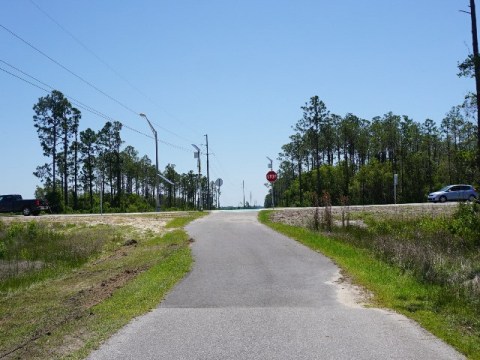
450, 186, 460, 192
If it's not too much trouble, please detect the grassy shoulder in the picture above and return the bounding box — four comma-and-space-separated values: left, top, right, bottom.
0, 211, 206, 359
259, 210, 480, 359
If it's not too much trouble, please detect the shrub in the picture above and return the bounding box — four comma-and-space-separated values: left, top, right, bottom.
322, 204, 480, 303
448, 202, 480, 247
0, 240, 6, 258
321, 192, 333, 231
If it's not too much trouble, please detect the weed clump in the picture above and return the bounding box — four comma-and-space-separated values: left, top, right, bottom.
308, 192, 333, 232
0, 221, 120, 291
330, 203, 480, 311
448, 202, 480, 247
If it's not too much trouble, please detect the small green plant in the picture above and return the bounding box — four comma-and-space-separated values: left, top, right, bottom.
448, 202, 480, 246
312, 193, 320, 231
340, 195, 350, 228
165, 212, 206, 228
0, 221, 122, 291
321, 191, 333, 231
0, 240, 6, 258
308, 192, 333, 232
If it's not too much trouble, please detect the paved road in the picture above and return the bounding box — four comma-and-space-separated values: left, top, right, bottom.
88, 211, 464, 360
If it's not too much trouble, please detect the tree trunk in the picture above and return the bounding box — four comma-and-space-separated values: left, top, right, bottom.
73, 141, 78, 209
53, 123, 57, 193
89, 168, 93, 211
298, 159, 303, 206
315, 133, 321, 197
64, 133, 68, 208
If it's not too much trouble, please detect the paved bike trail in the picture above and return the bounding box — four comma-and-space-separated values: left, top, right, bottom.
88, 211, 464, 360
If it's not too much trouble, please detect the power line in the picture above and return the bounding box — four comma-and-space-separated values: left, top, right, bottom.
194, 143, 234, 187
28, 0, 143, 96
27, 0, 204, 142
0, 63, 149, 139
0, 66, 50, 93
2, 21, 199, 147
210, 152, 235, 187
0, 62, 192, 153
1, 59, 112, 121
0, 23, 141, 117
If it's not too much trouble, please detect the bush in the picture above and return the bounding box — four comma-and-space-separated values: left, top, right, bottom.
329, 204, 480, 296
448, 202, 480, 246
46, 190, 64, 213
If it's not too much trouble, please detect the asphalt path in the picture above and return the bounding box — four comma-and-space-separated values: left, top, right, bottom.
88, 210, 464, 360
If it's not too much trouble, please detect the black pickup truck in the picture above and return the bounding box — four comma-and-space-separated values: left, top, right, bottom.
0, 194, 49, 216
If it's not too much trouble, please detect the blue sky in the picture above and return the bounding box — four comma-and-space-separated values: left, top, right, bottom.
0, 0, 475, 207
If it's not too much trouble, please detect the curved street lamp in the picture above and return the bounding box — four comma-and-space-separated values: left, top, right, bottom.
192, 144, 202, 210
140, 113, 160, 211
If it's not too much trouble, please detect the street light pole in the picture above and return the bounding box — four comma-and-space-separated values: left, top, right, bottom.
243, 180, 245, 208
140, 113, 160, 212
204, 134, 210, 210
192, 144, 202, 210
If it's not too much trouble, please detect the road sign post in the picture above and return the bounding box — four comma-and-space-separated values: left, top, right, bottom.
266, 170, 277, 208
215, 178, 223, 208
266, 170, 277, 183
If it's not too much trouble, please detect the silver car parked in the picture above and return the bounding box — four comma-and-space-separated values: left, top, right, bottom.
427, 184, 478, 203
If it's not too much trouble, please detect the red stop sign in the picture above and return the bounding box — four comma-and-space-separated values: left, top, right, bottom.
266, 170, 277, 183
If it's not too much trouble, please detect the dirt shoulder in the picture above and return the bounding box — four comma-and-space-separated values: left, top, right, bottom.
269, 203, 457, 228
0, 212, 192, 234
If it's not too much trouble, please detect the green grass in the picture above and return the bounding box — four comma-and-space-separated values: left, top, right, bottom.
165, 211, 206, 228
37, 231, 193, 360
0, 222, 124, 292
259, 210, 480, 359
0, 212, 205, 359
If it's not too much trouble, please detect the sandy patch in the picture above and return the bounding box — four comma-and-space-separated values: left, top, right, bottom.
326, 269, 372, 308
0, 212, 191, 235
270, 203, 457, 228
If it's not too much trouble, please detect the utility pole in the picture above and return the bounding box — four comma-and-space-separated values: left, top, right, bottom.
192, 144, 202, 210
243, 180, 246, 208
204, 134, 210, 210
462, 0, 480, 175
472, 0, 480, 174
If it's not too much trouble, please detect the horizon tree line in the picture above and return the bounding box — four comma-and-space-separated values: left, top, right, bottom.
265, 95, 478, 207
32, 90, 215, 213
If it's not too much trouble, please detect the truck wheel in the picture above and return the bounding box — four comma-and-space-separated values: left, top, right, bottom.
23, 207, 32, 216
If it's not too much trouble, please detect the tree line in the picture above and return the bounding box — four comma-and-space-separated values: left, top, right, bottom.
265, 95, 478, 207
32, 90, 215, 213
